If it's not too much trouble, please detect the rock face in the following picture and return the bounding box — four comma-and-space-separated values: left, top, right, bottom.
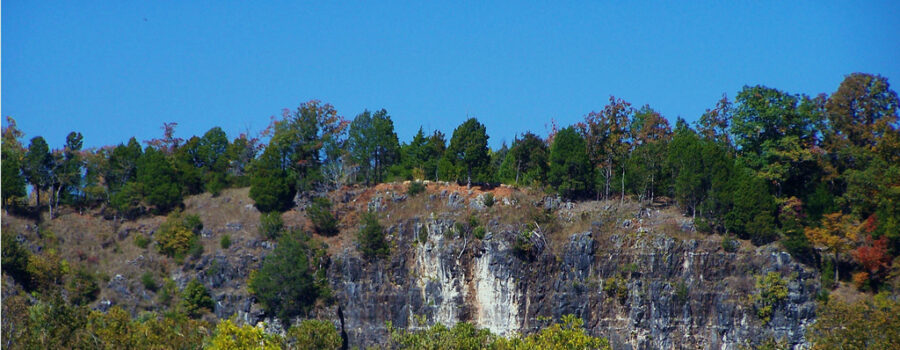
327, 217, 819, 349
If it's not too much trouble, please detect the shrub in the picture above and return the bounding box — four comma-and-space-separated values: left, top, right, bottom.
207, 319, 281, 350
473, 226, 486, 240
357, 211, 389, 259
220, 234, 232, 249
2, 230, 31, 283
513, 231, 535, 260
25, 251, 67, 291
808, 293, 900, 348
754, 272, 788, 325
388, 314, 610, 350
67, 268, 99, 305
259, 211, 284, 239
308, 197, 339, 236
156, 211, 203, 261
482, 193, 494, 207
183, 213, 204, 232
407, 181, 426, 196
512, 314, 610, 349
204, 173, 226, 197
249, 230, 330, 323
603, 274, 629, 304
674, 281, 689, 304
851, 271, 870, 291
134, 235, 151, 249
821, 259, 835, 289
141, 272, 158, 291
721, 235, 739, 252
180, 279, 213, 317
287, 319, 342, 350
159, 278, 178, 306
389, 321, 497, 350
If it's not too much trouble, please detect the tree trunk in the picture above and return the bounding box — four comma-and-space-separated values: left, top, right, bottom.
35, 186, 41, 209
621, 167, 625, 205
834, 252, 840, 283
48, 185, 54, 219
467, 167, 472, 189
515, 161, 520, 185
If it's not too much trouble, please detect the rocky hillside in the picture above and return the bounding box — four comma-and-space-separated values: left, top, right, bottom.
2, 183, 820, 349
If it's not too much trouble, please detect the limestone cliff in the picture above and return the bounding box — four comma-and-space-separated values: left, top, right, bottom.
328, 215, 818, 349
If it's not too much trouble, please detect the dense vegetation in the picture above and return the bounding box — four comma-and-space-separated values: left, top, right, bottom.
2, 72, 899, 348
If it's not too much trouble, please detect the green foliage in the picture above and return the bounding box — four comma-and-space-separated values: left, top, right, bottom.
721, 235, 739, 253
24, 136, 53, 207
443, 118, 491, 186
141, 272, 158, 291
754, 272, 788, 325
180, 279, 214, 318
548, 127, 592, 198
264, 100, 346, 194
357, 211, 390, 259
407, 181, 426, 196
499, 132, 550, 186
249, 145, 296, 213
158, 278, 178, 306
2, 230, 31, 284
249, 230, 330, 323
286, 319, 342, 350
259, 211, 285, 239
389, 321, 498, 350
308, 197, 339, 236
603, 274, 629, 304
725, 170, 777, 245
207, 319, 281, 350
25, 251, 68, 292
820, 259, 835, 289
510, 314, 611, 350
110, 181, 143, 218
134, 234, 150, 249
482, 193, 495, 207
136, 147, 183, 214
389, 314, 609, 350
732, 85, 822, 197
626, 106, 672, 202
1, 117, 27, 210
67, 268, 99, 306
155, 210, 203, 261
473, 226, 486, 240
674, 281, 689, 304
1, 143, 27, 209
348, 109, 400, 185
3, 299, 212, 350
220, 234, 232, 249
808, 293, 900, 349
513, 231, 535, 260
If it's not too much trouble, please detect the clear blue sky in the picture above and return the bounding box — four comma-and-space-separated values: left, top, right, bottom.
3, 1, 899, 150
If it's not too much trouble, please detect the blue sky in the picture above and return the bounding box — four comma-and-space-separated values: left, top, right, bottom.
3, 1, 899, 150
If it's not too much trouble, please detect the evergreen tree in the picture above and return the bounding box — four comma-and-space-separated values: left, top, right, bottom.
23, 136, 52, 208
347, 109, 400, 185
443, 118, 490, 187
357, 211, 389, 259
499, 132, 549, 186
548, 127, 592, 198
249, 230, 327, 323
249, 145, 296, 213
136, 147, 183, 213
107, 138, 143, 193
1, 117, 27, 208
